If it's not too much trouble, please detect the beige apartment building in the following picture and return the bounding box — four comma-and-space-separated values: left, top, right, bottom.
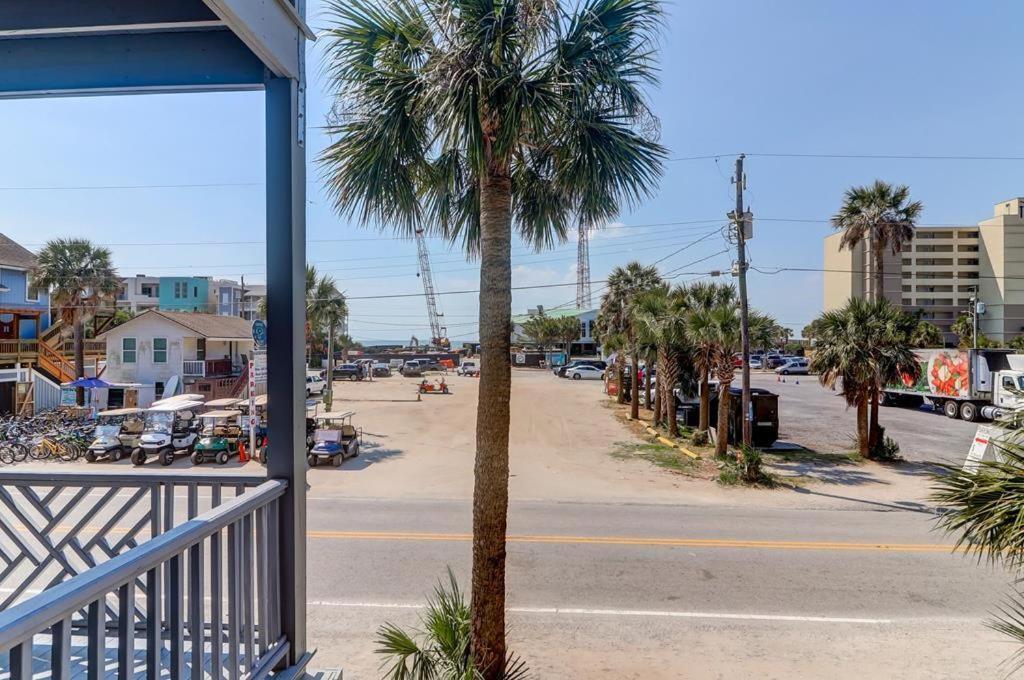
824, 198, 1024, 344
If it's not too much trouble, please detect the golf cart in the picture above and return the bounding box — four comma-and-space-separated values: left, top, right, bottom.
191, 409, 243, 465
307, 411, 361, 467
85, 408, 144, 462
418, 377, 450, 394
130, 398, 201, 466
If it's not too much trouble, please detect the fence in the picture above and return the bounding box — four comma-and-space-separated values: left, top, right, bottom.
0, 473, 287, 679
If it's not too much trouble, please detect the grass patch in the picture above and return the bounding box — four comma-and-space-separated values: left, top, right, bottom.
611, 441, 696, 472
764, 448, 862, 465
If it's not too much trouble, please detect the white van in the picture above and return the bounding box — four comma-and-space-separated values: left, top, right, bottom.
458, 360, 480, 376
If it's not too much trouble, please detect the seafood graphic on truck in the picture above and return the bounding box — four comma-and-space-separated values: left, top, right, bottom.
884, 348, 1024, 422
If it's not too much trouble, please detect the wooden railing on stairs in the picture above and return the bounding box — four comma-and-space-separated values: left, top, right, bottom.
38, 336, 76, 384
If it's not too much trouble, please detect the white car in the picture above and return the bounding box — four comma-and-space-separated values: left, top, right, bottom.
306, 374, 326, 396
774, 358, 809, 375
568, 365, 605, 381
458, 360, 480, 376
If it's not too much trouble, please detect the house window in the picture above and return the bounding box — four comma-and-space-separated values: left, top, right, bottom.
25, 281, 40, 302
153, 337, 167, 363
122, 338, 137, 363
174, 282, 187, 299
196, 338, 206, 361
193, 286, 198, 298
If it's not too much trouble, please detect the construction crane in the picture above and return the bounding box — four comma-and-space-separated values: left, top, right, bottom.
414, 228, 449, 349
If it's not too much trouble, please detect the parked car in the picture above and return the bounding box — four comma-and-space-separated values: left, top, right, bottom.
766, 355, 789, 369
775, 358, 810, 375
402, 360, 424, 377
305, 374, 326, 396
335, 363, 364, 381
389, 358, 405, 370
372, 363, 392, 377
458, 360, 480, 376
568, 365, 605, 381
555, 359, 607, 378
749, 355, 764, 370
420, 359, 446, 372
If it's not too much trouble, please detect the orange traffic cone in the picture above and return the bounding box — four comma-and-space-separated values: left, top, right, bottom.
239, 441, 249, 463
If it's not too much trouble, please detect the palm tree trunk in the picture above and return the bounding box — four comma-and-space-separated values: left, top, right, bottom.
856, 396, 869, 457
644, 362, 652, 412
868, 384, 880, 456
715, 381, 731, 457
630, 345, 640, 420
698, 359, 710, 432
73, 316, 85, 406
874, 242, 885, 302
664, 349, 679, 437
470, 168, 511, 680
654, 347, 667, 426
616, 361, 625, 404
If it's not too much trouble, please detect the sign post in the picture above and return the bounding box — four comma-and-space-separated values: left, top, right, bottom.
251, 320, 268, 457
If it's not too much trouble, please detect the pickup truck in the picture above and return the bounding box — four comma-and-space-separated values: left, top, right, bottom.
882, 348, 1024, 422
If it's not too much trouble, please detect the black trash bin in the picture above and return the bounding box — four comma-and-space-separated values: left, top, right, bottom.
709, 386, 779, 448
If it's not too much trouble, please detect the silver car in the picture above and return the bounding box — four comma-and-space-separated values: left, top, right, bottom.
774, 358, 809, 375
567, 365, 605, 381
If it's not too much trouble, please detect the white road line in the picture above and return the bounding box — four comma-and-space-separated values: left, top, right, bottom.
306, 600, 893, 624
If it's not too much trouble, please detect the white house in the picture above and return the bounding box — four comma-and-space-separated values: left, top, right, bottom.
511, 306, 600, 356
99, 310, 254, 406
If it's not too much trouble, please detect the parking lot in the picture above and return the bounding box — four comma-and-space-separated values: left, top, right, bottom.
752, 372, 978, 464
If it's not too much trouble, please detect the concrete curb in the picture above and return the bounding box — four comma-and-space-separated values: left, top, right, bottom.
644, 427, 700, 460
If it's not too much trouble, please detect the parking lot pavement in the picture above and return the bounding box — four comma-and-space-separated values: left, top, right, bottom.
750, 372, 978, 464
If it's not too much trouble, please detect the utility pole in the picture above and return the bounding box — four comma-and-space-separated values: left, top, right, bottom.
732, 154, 753, 447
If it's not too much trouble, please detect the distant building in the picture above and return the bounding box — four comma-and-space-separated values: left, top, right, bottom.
212, 279, 244, 317
511, 306, 599, 356
158, 276, 211, 312
242, 284, 266, 321
824, 198, 1024, 344
116, 275, 161, 313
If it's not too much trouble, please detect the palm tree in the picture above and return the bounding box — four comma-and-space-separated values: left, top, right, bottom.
31, 239, 118, 405
309, 274, 347, 408
700, 304, 742, 458
685, 282, 736, 435
908, 317, 943, 348
319, 0, 665, 671
832, 180, 923, 301
599, 263, 662, 418
632, 284, 688, 434
932, 433, 1024, 672
810, 298, 919, 457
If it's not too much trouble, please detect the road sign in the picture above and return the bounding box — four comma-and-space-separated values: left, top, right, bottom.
964, 424, 1006, 473
252, 349, 268, 383
252, 319, 268, 348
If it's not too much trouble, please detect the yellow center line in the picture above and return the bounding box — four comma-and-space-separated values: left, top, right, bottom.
306, 530, 953, 553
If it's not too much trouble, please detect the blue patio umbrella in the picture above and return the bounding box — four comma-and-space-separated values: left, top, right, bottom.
64, 377, 112, 389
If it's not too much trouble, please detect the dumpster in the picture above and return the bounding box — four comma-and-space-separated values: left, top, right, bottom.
709, 386, 779, 448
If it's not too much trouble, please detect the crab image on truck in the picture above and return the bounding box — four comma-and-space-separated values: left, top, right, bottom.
882, 348, 1024, 422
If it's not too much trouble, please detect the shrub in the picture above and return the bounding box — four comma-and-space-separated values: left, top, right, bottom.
376, 569, 530, 679
869, 427, 903, 462
691, 429, 709, 447
717, 446, 775, 487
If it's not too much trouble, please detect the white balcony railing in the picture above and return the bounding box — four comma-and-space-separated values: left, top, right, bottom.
183, 360, 206, 377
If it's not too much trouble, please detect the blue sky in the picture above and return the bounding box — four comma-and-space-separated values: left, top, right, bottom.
1, 1, 1023, 342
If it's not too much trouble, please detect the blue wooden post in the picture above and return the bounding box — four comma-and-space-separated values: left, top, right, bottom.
265, 75, 307, 663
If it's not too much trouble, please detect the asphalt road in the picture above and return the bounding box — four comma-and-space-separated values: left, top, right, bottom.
305, 497, 1010, 679
751, 372, 978, 464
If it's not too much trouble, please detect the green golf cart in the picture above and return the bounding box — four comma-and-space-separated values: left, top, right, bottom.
190, 409, 243, 465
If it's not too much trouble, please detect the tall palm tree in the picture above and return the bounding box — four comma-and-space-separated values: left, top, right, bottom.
685, 282, 736, 435
309, 274, 347, 408
632, 284, 688, 434
319, 0, 665, 672
31, 239, 118, 405
832, 180, 923, 301
599, 262, 662, 418
699, 304, 742, 458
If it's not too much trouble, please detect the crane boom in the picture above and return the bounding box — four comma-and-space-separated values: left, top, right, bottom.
414, 228, 448, 348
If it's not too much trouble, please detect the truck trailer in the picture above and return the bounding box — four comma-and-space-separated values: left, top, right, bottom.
882, 348, 1024, 422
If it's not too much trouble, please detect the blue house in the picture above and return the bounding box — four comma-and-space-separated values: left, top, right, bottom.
158, 276, 210, 312
0, 234, 49, 340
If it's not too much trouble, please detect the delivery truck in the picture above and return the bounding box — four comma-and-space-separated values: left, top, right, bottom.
882, 348, 1024, 421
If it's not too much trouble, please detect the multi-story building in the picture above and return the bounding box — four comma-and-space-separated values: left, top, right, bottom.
116, 275, 161, 313
158, 276, 211, 312
241, 284, 266, 321
211, 279, 244, 317
824, 198, 1024, 344
511, 306, 599, 356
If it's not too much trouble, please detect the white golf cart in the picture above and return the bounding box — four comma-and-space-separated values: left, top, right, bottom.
130, 396, 202, 466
